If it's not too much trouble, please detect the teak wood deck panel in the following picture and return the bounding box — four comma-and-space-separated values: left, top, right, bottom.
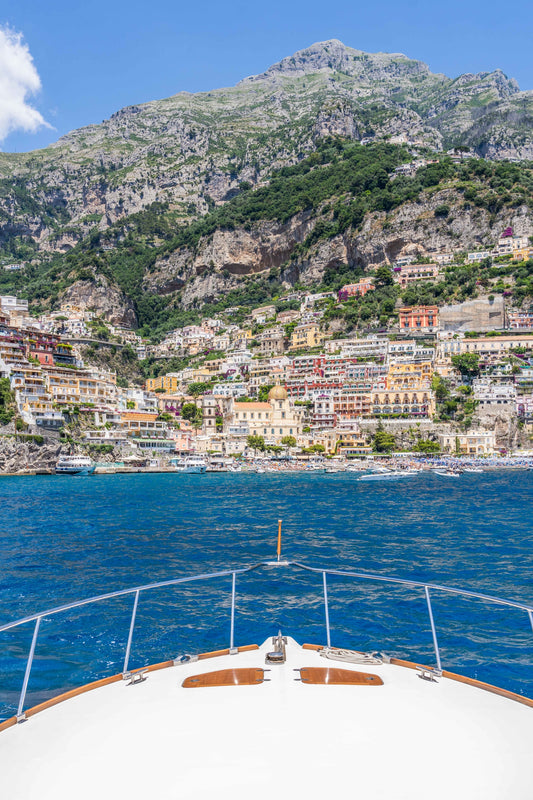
299, 667, 383, 685
182, 668, 265, 688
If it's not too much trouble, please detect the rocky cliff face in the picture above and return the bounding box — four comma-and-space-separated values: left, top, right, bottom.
0, 433, 64, 474
1, 39, 532, 261
143, 193, 532, 309
61, 277, 138, 327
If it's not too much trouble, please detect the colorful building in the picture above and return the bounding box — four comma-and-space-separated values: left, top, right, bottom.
146, 374, 182, 393
394, 263, 440, 287
288, 323, 325, 352
338, 278, 375, 301
398, 305, 439, 332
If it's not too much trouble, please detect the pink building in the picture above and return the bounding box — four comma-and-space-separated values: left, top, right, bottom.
508, 311, 533, 330
338, 278, 375, 301
394, 263, 440, 287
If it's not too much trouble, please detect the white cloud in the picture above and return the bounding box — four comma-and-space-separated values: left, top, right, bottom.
0, 26, 51, 142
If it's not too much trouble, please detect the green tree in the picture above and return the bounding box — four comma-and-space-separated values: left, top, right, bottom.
0, 378, 15, 425
373, 425, 396, 452
181, 402, 203, 427
284, 321, 297, 339
412, 439, 440, 454
431, 373, 450, 402
121, 344, 137, 362
188, 381, 211, 397
258, 385, 275, 402
374, 266, 394, 286
247, 434, 265, 452
451, 353, 481, 379
281, 435, 297, 447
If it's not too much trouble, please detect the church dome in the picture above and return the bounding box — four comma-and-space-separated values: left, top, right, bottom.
268, 385, 288, 401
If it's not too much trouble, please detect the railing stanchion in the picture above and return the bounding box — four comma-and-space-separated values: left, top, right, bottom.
425, 586, 442, 672
230, 572, 237, 651
123, 590, 140, 675
323, 571, 331, 648
17, 616, 41, 720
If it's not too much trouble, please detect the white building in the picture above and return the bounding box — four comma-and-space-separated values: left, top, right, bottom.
211, 382, 248, 397
388, 340, 435, 364
472, 378, 517, 408
326, 337, 388, 360
437, 429, 496, 455
467, 251, 493, 263
496, 236, 530, 256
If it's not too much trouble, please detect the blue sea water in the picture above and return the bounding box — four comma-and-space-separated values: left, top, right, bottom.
0, 470, 532, 718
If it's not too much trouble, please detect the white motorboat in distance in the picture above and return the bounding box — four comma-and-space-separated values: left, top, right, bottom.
359, 469, 418, 481
55, 455, 95, 475
170, 455, 207, 473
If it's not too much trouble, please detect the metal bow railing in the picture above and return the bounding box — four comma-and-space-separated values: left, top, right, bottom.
1, 558, 533, 721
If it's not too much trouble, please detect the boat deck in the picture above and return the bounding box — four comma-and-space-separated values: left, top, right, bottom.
0, 637, 532, 798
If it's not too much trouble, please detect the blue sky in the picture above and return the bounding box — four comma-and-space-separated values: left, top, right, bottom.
2, 0, 533, 153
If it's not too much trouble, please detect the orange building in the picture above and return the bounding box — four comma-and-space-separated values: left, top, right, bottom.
338, 278, 375, 301
398, 305, 439, 331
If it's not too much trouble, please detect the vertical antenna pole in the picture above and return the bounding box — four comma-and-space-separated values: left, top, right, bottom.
277, 519, 282, 562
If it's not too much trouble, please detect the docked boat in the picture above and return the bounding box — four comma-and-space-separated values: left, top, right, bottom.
55, 455, 95, 475
359, 469, 418, 481
170, 455, 207, 473
0, 555, 532, 798
434, 469, 462, 477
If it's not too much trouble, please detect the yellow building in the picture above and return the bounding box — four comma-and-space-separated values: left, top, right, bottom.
145, 375, 181, 393
437, 430, 495, 455
289, 323, 325, 352
43, 365, 117, 409
192, 367, 216, 382
387, 362, 434, 390
370, 389, 435, 418
511, 247, 533, 262
227, 386, 303, 441
336, 429, 372, 457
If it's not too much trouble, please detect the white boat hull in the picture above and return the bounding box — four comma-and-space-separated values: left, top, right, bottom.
1, 637, 531, 800
359, 471, 417, 481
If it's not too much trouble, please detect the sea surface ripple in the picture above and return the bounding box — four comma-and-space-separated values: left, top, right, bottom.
0, 470, 532, 717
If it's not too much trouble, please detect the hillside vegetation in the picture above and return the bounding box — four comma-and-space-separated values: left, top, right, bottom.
2, 137, 532, 337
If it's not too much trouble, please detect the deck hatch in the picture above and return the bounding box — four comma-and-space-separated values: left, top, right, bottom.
299, 667, 383, 686
182, 668, 265, 688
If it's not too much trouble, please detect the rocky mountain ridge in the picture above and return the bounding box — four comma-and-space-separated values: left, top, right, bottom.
1, 39, 532, 262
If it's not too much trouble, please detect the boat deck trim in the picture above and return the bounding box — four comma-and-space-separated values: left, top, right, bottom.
0, 644, 259, 733
303, 644, 533, 708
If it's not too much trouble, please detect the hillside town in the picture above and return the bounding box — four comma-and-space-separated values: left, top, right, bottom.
1, 229, 533, 471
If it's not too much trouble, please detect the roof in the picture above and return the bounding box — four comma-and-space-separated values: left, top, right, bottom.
120, 412, 158, 421
0, 638, 532, 799
233, 402, 271, 411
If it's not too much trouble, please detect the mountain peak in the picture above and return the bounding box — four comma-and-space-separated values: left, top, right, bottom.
240, 39, 435, 85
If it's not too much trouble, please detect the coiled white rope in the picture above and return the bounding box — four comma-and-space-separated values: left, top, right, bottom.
319, 647, 383, 665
